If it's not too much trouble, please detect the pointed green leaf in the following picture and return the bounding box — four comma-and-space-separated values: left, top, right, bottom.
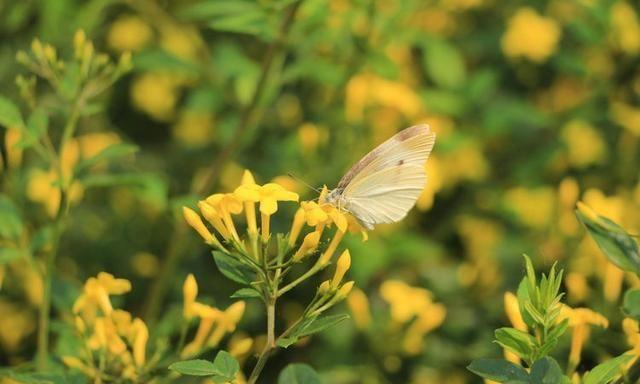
467, 359, 529, 383
576, 209, 640, 274
0, 96, 23, 128
494, 328, 535, 360
212, 251, 256, 285
277, 314, 350, 348
212, 351, 239, 380
623, 289, 640, 320
530, 357, 565, 384
582, 354, 634, 384
230, 287, 263, 300
169, 359, 219, 376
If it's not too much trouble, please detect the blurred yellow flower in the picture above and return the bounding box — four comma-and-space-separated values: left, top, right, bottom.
623, 317, 640, 362
298, 122, 328, 152
505, 186, 555, 229
441, 140, 489, 187
130, 251, 159, 278
160, 26, 200, 61
346, 73, 423, 122
558, 178, 580, 236
559, 305, 608, 368
346, 287, 372, 329
501, 7, 561, 62
3, 128, 22, 169
416, 155, 443, 211
131, 72, 180, 121
610, 1, 640, 55
582, 188, 625, 224
565, 272, 589, 303
380, 280, 434, 323
107, 15, 152, 52
561, 120, 607, 168
0, 298, 36, 353
612, 101, 640, 136
171, 110, 215, 147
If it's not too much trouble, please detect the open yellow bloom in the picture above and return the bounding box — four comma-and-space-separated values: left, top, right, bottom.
234, 170, 261, 236
206, 193, 243, 242
380, 280, 436, 323
501, 7, 561, 63
183, 274, 198, 319
255, 183, 299, 242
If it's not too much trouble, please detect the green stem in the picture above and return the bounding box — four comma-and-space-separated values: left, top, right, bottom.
247, 296, 276, 384
277, 263, 322, 297
36, 188, 68, 370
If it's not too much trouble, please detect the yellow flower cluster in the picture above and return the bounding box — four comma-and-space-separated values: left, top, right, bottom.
183, 170, 365, 265
379, 280, 446, 355
64, 273, 149, 381
501, 7, 561, 63
181, 274, 246, 358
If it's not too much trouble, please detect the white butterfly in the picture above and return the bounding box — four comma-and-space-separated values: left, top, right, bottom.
324, 124, 436, 230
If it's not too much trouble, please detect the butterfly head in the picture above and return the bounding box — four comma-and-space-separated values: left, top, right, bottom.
324, 188, 344, 208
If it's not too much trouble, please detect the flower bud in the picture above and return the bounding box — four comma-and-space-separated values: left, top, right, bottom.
330, 250, 351, 288
318, 280, 331, 295
292, 231, 321, 262
183, 206, 215, 244
335, 281, 355, 300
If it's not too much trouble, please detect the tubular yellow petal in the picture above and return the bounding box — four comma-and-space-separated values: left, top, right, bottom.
289, 207, 306, 246
183, 206, 215, 244
331, 250, 351, 288
132, 318, 149, 367
245, 201, 258, 236
198, 201, 230, 239
261, 212, 271, 243
292, 231, 321, 262
260, 197, 278, 216
504, 292, 527, 332
335, 281, 355, 300
183, 274, 198, 319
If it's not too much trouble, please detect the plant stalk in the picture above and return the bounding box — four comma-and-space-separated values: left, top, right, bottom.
248, 296, 276, 384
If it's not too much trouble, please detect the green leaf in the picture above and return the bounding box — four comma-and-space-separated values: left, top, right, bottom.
0, 95, 24, 128
0, 248, 24, 264
423, 38, 466, 89
169, 359, 220, 376
230, 287, 263, 300
530, 357, 565, 384
211, 351, 239, 381
494, 328, 535, 361
467, 359, 529, 383
582, 354, 634, 384
277, 314, 349, 348
278, 363, 321, 384
179, 0, 262, 21
623, 289, 640, 320
576, 209, 640, 274
74, 143, 138, 174
0, 195, 23, 239
212, 251, 256, 285
15, 107, 49, 149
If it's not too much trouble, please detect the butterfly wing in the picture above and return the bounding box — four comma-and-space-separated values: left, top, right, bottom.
339, 125, 435, 228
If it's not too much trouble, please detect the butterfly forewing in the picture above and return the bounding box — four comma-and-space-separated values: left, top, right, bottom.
336, 124, 435, 228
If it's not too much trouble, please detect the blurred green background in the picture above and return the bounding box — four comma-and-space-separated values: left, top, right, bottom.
2, 0, 640, 382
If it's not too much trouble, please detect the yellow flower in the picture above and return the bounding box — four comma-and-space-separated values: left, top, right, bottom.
504, 187, 555, 229
561, 120, 607, 168
254, 183, 299, 242
160, 26, 200, 61
416, 155, 442, 211
565, 272, 589, 303
4, 128, 22, 169
234, 170, 261, 236
380, 280, 434, 323
292, 231, 321, 262
297, 122, 327, 152
172, 110, 215, 147
73, 273, 131, 319
183, 274, 198, 319
106, 15, 152, 52
183, 206, 217, 246
402, 302, 446, 355
501, 7, 561, 62
131, 318, 148, 367
345, 73, 423, 122
346, 287, 372, 329
504, 292, 527, 332
130, 72, 180, 121
559, 305, 608, 368
612, 101, 640, 135
205, 193, 243, 242
623, 317, 640, 357
331, 250, 351, 288
335, 281, 355, 300
610, 1, 640, 55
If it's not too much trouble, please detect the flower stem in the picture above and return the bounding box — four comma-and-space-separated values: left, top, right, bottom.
248, 296, 276, 384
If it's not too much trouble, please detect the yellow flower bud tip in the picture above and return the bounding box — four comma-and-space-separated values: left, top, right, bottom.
318, 280, 331, 295
242, 169, 256, 185
331, 249, 351, 288
576, 201, 600, 222
336, 281, 355, 300
183, 274, 198, 318
183, 206, 214, 243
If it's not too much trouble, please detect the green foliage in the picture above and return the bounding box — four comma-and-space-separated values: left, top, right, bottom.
582, 354, 634, 384
278, 364, 321, 384
277, 314, 350, 348
623, 289, 640, 321
576, 208, 640, 275
169, 351, 239, 382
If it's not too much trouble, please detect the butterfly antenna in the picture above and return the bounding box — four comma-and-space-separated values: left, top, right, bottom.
287, 172, 321, 193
